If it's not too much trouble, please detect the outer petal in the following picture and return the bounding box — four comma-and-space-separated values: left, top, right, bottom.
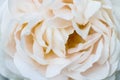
82, 62, 110, 80
8, 0, 38, 17
46, 58, 70, 78
14, 53, 47, 80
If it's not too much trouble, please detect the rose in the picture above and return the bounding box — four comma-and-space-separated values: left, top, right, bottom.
0, 0, 120, 80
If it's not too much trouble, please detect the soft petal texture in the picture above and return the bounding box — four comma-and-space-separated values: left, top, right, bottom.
84, 0, 101, 19
0, 0, 120, 80
14, 53, 47, 80
46, 58, 70, 77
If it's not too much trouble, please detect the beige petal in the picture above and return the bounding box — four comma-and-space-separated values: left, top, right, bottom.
32, 40, 48, 65
60, 26, 74, 42
46, 58, 70, 78
82, 62, 110, 80
49, 0, 64, 10
64, 71, 84, 80
75, 39, 103, 72
72, 0, 88, 24
35, 23, 47, 47
98, 35, 110, 64
91, 18, 109, 34
54, 5, 73, 20
109, 32, 120, 63
102, 0, 112, 9
45, 27, 53, 53
68, 33, 101, 53
108, 32, 120, 75
45, 17, 72, 28
14, 47, 47, 80
84, 1, 101, 19
21, 16, 43, 36
49, 74, 68, 80
8, 0, 38, 17
102, 9, 114, 28
72, 21, 91, 39
68, 46, 93, 71
52, 28, 66, 57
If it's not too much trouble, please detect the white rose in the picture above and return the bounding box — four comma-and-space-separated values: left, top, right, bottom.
0, 0, 120, 80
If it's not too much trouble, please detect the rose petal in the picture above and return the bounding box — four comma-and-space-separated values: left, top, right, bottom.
45, 17, 72, 28
68, 33, 101, 53
8, 0, 38, 17
35, 23, 47, 47
84, 1, 101, 19
98, 35, 110, 64
91, 18, 110, 34
52, 28, 66, 57
45, 27, 53, 53
75, 39, 103, 72
54, 5, 73, 20
64, 71, 84, 80
14, 53, 47, 80
32, 40, 48, 65
82, 62, 110, 80
72, 21, 91, 39
46, 58, 70, 77
49, 74, 68, 80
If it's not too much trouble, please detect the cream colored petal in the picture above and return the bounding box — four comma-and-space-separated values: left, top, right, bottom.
73, 0, 87, 11
45, 17, 72, 28
33, 40, 44, 58
94, 10, 107, 23
32, 0, 42, 9
32, 40, 48, 65
60, 26, 74, 42
52, 28, 66, 57
0, 0, 14, 41
68, 33, 101, 53
42, 0, 53, 6
35, 23, 47, 47
45, 27, 53, 53
82, 62, 110, 80
102, 0, 112, 9
91, 18, 109, 34
72, 21, 91, 39
32, 55, 48, 66
49, 0, 65, 10
109, 32, 120, 75
21, 16, 43, 36
8, 0, 38, 17
54, 5, 73, 20
98, 35, 110, 64
68, 46, 93, 71
71, 7, 88, 24
91, 26, 103, 36
14, 53, 47, 80
110, 32, 120, 63
20, 34, 33, 56
84, 1, 101, 19
75, 39, 103, 72
46, 58, 70, 78
102, 10, 114, 28
0, 50, 23, 80
72, 0, 89, 24
49, 74, 68, 80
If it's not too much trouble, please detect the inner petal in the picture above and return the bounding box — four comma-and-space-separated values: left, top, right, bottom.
88, 27, 96, 35
44, 50, 58, 60
24, 34, 34, 54
66, 31, 86, 49
62, 0, 73, 3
